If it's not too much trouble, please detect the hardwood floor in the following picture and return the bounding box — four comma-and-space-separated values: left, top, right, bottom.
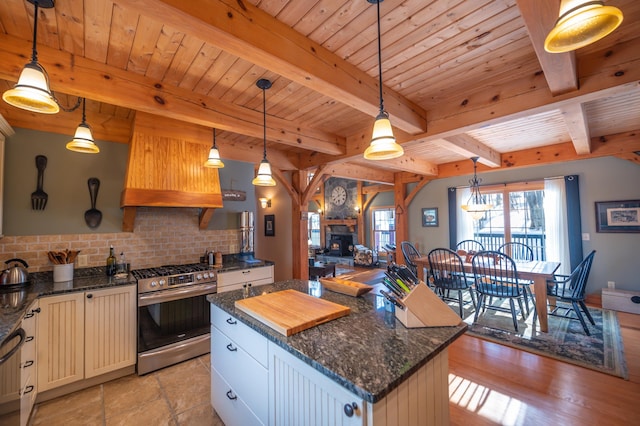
448, 310, 640, 425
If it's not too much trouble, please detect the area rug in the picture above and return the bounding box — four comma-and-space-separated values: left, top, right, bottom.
459, 298, 628, 379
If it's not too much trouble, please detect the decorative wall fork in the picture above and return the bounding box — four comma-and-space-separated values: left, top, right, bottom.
31, 155, 48, 210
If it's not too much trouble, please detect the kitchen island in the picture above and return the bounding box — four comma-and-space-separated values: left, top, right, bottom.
208, 279, 467, 425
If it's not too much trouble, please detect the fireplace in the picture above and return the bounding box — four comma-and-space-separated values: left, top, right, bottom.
329, 234, 353, 257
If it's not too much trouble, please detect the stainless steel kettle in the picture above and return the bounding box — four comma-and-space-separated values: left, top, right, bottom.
0, 258, 30, 286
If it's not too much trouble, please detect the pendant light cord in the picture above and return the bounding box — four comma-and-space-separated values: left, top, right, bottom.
375, 0, 384, 114
31, 1, 39, 63
213, 128, 217, 149
262, 87, 267, 160
81, 98, 87, 124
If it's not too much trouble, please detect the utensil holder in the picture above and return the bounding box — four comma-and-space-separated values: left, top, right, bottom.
53, 263, 74, 282
394, 282, 463, 328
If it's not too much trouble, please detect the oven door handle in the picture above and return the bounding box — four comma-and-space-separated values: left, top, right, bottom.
0, 328, 26, 366
138, 283, 217, 306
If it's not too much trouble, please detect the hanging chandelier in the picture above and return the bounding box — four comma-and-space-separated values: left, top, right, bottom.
204, 128, 225, 168
545, 0, 623, 53
252, 78, 276, 187
461, 157, 493, 220
66, 98, 99, 153
363, 0, 404, 160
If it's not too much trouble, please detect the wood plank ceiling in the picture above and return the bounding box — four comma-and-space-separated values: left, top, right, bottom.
0, 0, 638, 185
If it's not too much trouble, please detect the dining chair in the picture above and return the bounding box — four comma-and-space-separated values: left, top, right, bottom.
498, 242, 534, 261
471, 251, 528, 331
456, 240, 485, 253
546, 250, 597, 335
400, 241, 422, 278
428, 248, 476, 318
499, 241, 535, 314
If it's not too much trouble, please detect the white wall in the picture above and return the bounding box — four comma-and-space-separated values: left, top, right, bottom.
408, 157, 640, 295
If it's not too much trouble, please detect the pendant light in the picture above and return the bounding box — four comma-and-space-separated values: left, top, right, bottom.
544, 0, 623, 53
364, 0, 404, 161
204, 128, 225, 168
2, 0, 59, 114
252, 79, 276, 187
461, 157, 493, 220
66, 98, 99, 153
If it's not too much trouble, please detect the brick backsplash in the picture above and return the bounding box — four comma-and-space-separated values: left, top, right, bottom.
0, 207, 241, 272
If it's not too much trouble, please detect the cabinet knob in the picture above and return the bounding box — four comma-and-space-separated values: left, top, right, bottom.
226, 390, 237, 400
226, 318, 237, 325
344, 402, 358, 417
87, 294, 93, 299
226, 343, 237, 352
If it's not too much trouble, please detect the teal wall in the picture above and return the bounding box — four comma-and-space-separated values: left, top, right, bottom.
2, 127, 257, 235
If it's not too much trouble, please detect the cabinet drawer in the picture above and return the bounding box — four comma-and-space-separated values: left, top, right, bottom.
211, 305, 268, 367
211, 327, 268, 422
211, 366, 264, 426
218, 266, 273, 288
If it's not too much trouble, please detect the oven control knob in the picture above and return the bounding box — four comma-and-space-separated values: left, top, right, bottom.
159, 279, 166, 286
197, 273, 203, 280
150, 281, 157, 287
201, 272, 208, 279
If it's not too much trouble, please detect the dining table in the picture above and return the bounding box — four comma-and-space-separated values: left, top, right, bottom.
414, 256, 561, 332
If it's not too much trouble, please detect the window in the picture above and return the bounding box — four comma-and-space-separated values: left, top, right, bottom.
371, 208, 395, 251
462, 182, 546, 259
308, 212, 321, 247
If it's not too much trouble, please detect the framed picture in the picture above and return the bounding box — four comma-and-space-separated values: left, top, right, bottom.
595, 200, 640, 233
264, 214, 275, 236
422, 207, 438, 227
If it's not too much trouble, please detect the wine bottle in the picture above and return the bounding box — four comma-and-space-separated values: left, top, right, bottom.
106, 245, 116, 276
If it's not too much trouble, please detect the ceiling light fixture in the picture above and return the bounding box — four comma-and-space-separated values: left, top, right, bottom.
364, 0, 404, 161
66, 98, 99, 153
252, 78, 276, 187
461, 157, 493, 220
204, 128, 225, 168
544, 0, 623, 53
2, 0, 60, 114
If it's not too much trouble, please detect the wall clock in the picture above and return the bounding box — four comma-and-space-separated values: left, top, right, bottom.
330, 185, 347, 206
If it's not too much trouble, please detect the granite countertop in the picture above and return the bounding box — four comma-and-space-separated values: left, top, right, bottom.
207, 279, 467, 403
1, 266, 135, 343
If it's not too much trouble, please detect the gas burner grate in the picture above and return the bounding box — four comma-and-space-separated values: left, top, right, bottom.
131, 263, 211, 280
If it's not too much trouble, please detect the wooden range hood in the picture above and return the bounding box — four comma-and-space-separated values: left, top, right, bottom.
120, 112, 223, 232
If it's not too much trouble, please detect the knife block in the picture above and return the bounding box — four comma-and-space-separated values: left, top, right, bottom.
394, 282, 463, 328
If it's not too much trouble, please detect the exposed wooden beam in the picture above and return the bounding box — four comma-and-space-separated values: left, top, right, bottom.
437, 130, 640, 178
0, 103, 132, 144
440, 134, 501, 167
0, 33, 344, 155
321, 163, 394, 184
117, 0, 427, 134
362, 184, 393, 195
560, 103, 592, 154
516, 0, 578, 95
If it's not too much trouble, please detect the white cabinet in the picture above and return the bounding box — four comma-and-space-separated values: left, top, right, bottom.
37, 285, 136, 392
19, 300, 38, 426
269, 342, 365, 426
217, 266, 273, 293
0, 300, 39, 426
211, 305, 268, 426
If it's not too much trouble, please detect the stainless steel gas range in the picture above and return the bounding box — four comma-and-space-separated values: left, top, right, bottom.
132, 263, 217, 375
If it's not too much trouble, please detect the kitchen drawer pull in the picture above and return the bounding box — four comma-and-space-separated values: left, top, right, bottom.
242, 270, 251, 274
344, 402, 358, 417
86, 294, 93, 299
22, 360, 34, 368
226, 390, 237, 400
226, 318, 237, 325
25, 336, 34, 343
226, 343, 237, 352
22, 385, 35, 395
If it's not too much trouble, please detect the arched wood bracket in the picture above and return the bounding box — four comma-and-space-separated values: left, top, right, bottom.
199, 208, 216, 230
271, 167, 300, 205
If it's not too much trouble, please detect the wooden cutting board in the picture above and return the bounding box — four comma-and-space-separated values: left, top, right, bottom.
234, 289, 350, 336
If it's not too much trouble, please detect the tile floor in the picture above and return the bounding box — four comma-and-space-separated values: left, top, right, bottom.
29, 355, 223, 426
